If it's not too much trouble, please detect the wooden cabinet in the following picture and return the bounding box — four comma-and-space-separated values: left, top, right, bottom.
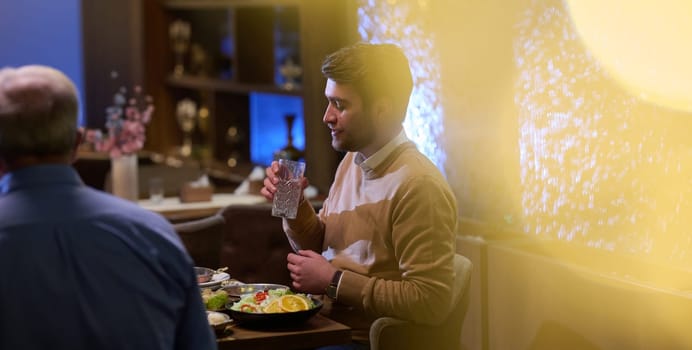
139, 0, 357, 192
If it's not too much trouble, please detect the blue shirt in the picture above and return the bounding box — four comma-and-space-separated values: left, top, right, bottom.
0, 164, 216, 350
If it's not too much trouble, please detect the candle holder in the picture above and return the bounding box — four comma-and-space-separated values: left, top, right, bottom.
278, 58, 302, 91
176, 98, 197, 157
169, 19, 191, 76
225, 125, 244, 168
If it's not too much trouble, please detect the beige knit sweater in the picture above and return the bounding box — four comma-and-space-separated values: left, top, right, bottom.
284, 142, 458, 341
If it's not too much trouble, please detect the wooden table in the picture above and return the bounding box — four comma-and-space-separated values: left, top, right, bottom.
216, 314, 351, 350
138, 193, 268, 222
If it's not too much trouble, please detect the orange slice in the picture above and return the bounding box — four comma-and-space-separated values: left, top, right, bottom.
263, 299, 283, 313
279, 295, 309, 312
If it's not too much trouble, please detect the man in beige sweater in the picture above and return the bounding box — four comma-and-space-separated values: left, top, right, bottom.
261, 43, 457, 348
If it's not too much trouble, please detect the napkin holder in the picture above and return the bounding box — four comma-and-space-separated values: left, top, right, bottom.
179, 183, 213, 203
248, 179, 264, 195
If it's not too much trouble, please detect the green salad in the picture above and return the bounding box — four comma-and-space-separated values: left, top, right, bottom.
230, 288, 315, 314
201, 288, 228, 310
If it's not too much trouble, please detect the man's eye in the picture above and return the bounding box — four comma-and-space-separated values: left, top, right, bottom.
334, 102, 344, 111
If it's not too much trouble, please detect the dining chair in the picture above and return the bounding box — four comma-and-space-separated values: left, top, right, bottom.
216, 203, 295, 286
369, 253, 473, 350
173, 214, 226, 268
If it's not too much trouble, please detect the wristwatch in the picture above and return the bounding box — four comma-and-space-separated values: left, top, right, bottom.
325, 270, 343, 300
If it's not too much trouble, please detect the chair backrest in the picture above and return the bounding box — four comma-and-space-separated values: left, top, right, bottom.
452, 253, 473, 333
370, 253, 473, 350
216, 203, 294, 286
173, 214, 226, 268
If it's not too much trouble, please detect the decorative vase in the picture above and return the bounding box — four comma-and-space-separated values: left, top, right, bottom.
273, 114, 303, 161
111, 154, 139, 201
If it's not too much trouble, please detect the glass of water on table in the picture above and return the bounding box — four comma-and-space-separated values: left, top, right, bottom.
271, 159, 306, 219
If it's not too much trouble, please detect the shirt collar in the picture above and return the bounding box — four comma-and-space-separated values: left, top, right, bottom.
0, 173, 9, 194
355, 129, 409, 172
0, 164, 83, 195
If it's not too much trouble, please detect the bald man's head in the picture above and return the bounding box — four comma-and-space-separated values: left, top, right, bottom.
0, 65, 79, 165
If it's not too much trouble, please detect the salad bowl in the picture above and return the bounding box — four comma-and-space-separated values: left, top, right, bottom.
224, 287, 323, 328
227, 297, 323, 328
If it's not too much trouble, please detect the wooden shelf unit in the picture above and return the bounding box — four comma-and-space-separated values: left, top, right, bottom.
140, 0, 358, 192
166, 75, 302, 96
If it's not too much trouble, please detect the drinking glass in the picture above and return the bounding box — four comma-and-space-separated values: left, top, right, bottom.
149, 177, 164, 204
271, 159, 306, 219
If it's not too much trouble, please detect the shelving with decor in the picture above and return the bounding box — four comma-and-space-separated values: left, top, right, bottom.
142, 0, 357, 192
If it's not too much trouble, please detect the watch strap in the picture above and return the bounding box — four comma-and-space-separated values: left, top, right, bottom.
326, 270, 343, 299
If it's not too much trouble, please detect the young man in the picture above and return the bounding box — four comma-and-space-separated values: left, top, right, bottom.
0, 65, 216, 350
262, 43, 458, 347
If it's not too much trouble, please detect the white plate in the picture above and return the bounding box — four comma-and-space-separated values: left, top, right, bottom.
199, 272, 231, 288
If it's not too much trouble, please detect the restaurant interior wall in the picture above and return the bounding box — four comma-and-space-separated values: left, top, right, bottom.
428, 0, 692, 349
81, 0, 144, 130
0, 0, 85, 124
434, 0, 692, 267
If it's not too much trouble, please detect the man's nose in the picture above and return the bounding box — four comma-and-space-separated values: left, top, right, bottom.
322, 106, 336, 124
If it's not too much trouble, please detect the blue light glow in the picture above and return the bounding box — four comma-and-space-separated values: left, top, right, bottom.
0, 0, 84, 125
249, 93, 305, 166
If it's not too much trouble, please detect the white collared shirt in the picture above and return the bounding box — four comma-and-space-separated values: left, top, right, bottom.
354, 129, 409, 172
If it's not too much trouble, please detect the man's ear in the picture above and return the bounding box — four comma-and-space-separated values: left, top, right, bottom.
70, 128, 84, 164
372, 96, 394, 121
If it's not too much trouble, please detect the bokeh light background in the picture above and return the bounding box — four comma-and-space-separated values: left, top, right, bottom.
359, 0, 692, 269
516, 0, 692, 267
357, 0, 446, 173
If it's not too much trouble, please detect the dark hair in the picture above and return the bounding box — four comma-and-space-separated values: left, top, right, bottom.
321, 42, 413, 118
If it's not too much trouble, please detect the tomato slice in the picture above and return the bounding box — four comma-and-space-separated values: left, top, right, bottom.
254, 291, 268, 303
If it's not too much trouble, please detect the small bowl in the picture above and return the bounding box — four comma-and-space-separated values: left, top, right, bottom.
206, 311, 234, 333
195, 267, 215, 284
